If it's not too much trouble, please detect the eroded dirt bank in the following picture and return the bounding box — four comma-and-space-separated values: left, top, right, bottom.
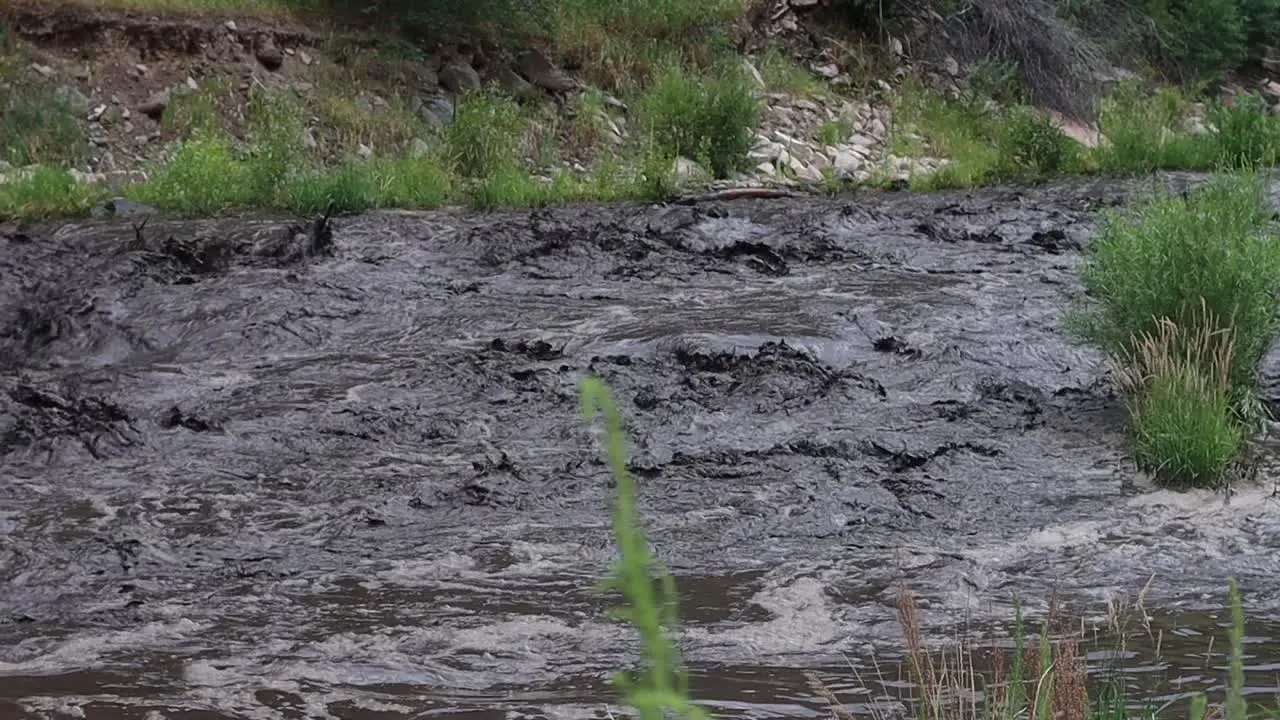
4, 176, 1280, 718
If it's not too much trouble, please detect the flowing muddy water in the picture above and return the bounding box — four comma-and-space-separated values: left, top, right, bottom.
4, 174, 1280, 718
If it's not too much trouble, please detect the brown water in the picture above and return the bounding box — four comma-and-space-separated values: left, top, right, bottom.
4, 174, 1280, 718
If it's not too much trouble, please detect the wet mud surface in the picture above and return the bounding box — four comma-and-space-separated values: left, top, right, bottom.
4, 175, 1280, 717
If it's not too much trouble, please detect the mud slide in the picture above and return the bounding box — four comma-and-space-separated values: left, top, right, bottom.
3, 174, 1280, 718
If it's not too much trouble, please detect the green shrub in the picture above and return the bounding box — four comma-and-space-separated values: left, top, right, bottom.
0, 166, 101, 220
1114, 313, 1245, 487
245, 88, 309, 199
638, 62, 759, 179
1, 86, 87, 167
128, 133, 255, 215
1070, 172, 1280, 400
996, 106, 1075, 176
1208, 92, 1280, 169
446, 88, 527, 179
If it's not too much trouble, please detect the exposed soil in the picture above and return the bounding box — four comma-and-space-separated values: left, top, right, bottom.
4, 174, 1280, 717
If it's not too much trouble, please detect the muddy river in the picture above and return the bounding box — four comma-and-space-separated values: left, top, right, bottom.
4, 174, 1280, 718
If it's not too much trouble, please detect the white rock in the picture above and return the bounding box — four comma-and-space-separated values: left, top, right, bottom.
673, 156, 707, 181
812, 63, 839, 79
743, 59, 765, 89
793, 98, 821, 113
186, 77, 198, 90
868, 118, 887, 140
224, 20, 238, 31
834, 149, 863, 178
756, 161, 777, 177
357, 143, 373, 158
945, 56, 960, 77
409, 137, 430, 159
88, 104, 107, 121
849, 133, 877, 149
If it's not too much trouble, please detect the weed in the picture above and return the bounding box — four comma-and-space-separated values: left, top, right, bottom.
245, 88, 309, 199
446, 87, 527, 179
818, 119, 854, 147
1, 85, 88, 167
128, 132, 254, 215
1069, 173, 1280, 399
284, 161, 378, 215
466, 164, 550, 208
996, 107, 1076, 177
0, 166, 101, 220
161, 80, 234, 138
1096, 83, 1212, 172
311, 89, 425, 158
578, 377, 708, 720
1207, 92, 1280, 169
638, 61, 759, 179
757, 45, 824, 97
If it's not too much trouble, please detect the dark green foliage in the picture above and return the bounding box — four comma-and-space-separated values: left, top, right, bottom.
997, 106, 1075, 176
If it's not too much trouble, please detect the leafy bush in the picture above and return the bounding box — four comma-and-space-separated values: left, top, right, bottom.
638, 62, 759, 179
1070, 172, 1280, 403
997, 106, 1075, 176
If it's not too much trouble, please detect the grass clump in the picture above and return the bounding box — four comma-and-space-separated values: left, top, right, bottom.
127, 133, 255, 215
1114, 312, 1246, 486
1, 85, 88, 168
0, 166, 101, 220
1069, 173, 1280, 486
637, 62, 760, 179
446, 87, 528, 179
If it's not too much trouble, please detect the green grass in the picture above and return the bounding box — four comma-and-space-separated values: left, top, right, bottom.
637, 61, 759, 180
756, 45, 826, 97
0, 166, 102, 219
1127, 358, 1244, 487
1067, 173, 1280, 487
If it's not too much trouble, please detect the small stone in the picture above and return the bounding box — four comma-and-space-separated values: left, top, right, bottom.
812, 63, 839, 79
755, 161, 777, 177
30, 63, 55, 77
224, 20, 238, 31
136, 89, 170, 120
299, 51, 313, 66
409, 137, 431, 159
672, 156, 708, 182
945, 56, 961, 77
135, 64, 149, 76
834, 149, 864, 178
186, 77, 199, 90
793, 98, 821, 113
516, 49, 579, 93
440, 62, 481, 93
302, 128, 317, 149
357, 143, 373, 158
88, 104, 107, 121
254, 34, 285, 71
73, 66, 91, 81
285, 47, 296, 55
